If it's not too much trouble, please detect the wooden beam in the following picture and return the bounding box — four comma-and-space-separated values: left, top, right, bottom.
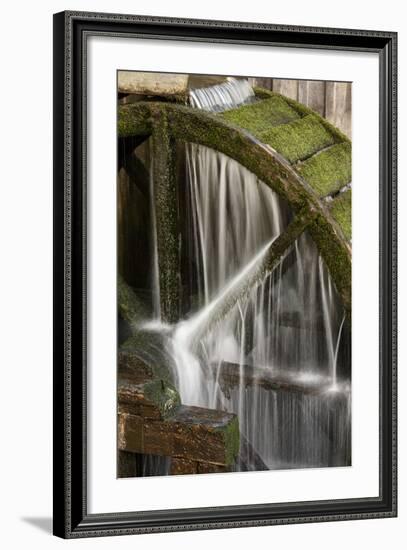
118, 405, 239, 466
151, 112, 180, 323
210, 361, 333, 396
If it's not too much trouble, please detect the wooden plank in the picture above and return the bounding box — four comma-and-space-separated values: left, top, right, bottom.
118, 71, 188, 96
211, 361, 333, 396
152, 114, 181, 323
197, 462, 229, 474
296, 142, 352, 197
259, 114, 337, 164
118, 376, 180, 420
248, 77, 273, 90
272, 79, 299, 100
329, 188, 352, 241
118, 405, 239, 466
117, 162, 151, 289
298, 80, 326, 117
325, 82, 352, 138
221, 96, 301, 135
117, 450, 139, 478
170, 458, 198, 475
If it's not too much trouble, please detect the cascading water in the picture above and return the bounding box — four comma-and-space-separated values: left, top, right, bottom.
190, 77, 255, 112
149, 77, 351, 470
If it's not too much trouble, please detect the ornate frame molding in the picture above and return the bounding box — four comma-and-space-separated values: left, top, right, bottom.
53, 11, 397, 538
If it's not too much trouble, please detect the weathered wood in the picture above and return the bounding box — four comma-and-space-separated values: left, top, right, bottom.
248, 76, 273, 90
296, 142, 352, 198
197, 462, 229, 474
298, 80, 326, 117
211, 361, 333, 396
188, 75, 227, 89
118, 377, 180, 420
325, 82, 352, 139
118, 71, 188, 96
118, 405, 239, 466
272, 79, 299, 100
329, 188, 352, 241
170, 458, 198, 475
117, 166, 151, 290
151, 113, 181, 323
117, 450, 139, 478
119, 337, 175, 386
254, 78, 352, 138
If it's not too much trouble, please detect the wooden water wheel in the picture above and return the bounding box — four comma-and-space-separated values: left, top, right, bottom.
118, 87, 351, 322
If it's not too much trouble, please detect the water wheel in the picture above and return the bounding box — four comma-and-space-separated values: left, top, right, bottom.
118, 87, 351, 321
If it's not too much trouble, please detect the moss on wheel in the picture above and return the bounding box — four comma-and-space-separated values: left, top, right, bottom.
118, 102, 153, 137
219, 415, 240, 466
330, 189, 352, 241
118, 274, 150, 328
143, 379, 181, 418
296, 142, 352, 197
118, 100, 352, 311
220, 96, 301, 135
258, 115, 337, 164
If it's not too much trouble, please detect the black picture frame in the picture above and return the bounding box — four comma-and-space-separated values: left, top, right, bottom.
53, 10, 397, 538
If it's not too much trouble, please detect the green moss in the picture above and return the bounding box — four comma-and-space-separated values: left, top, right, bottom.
297, 142, 352, 197
118, 103, 153, 137
220, 96, 301, 135
217, 415, 240, 466
118, 274, 149, 328
308, 214, 352, 311
252, 86, 275, 100
258, 115, 337, 164
164, 103, 314, 210
330, 189, 352, 241
254, 87, 351, 146
120, 331, 175, 384
276, 93, 351, 144
151, 114, 180, 324
143, 379, 181, 417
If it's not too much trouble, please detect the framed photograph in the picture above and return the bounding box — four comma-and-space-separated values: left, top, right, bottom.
53, 11, 397, 538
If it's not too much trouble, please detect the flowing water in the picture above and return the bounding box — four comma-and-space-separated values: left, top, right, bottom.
148, 77, 351, 470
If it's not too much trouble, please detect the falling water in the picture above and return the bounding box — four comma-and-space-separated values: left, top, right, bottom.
149, 151, 162, 320
152, 78, 351, 470
190, 77, 255, 112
